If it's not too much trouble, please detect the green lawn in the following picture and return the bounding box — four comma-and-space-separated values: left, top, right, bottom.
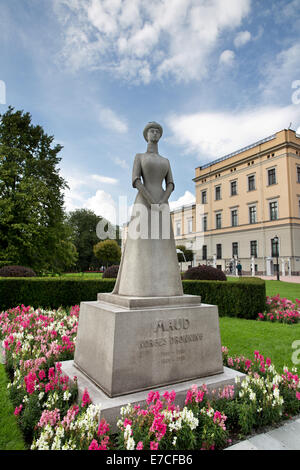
264, 280, 300, 304
227, 277, 300, 304
220, 317, 300, 372
61, 272, 103, 279
0, 364, 26, 450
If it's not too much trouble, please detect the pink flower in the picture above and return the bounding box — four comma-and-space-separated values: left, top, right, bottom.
150, 441, 159, 450
296, 392, 300, 401
14, 404, 23, 416
136, 441, 144, 450
98, 418, 109, 436
81, 388, 92, 407
89, 439, 101, 450
123, 418, 132, 428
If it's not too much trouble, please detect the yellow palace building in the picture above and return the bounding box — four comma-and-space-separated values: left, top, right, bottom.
171, 129, 300, 276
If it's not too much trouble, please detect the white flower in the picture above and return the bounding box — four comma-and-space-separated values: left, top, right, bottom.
249, 391, 256, 402
173, 436, 177, 446
63, 390, 71, 401
126, 437, 135, 450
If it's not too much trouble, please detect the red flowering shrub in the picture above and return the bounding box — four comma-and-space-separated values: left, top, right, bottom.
183, 265, 227, 281
0, 265, 36, 277
102, 265, 119, 278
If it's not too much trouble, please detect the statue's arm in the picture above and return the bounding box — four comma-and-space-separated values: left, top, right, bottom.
134, 179, 156, 206
159, 159, 175, 204
132, 154, 156, 206
159, 182, 174, 204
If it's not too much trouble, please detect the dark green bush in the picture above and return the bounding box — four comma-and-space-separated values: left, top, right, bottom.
0, 277, 265, 319
0, 278, 115, 310
182, 278, 266, 319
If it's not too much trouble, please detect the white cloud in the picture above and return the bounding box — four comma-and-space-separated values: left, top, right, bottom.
219, 50, 235, 66
61, 170, 119, 222
169, 191, 195, 211
261, 42, 300, 102
234, 30, 251, 47
91, 174, 118, 185
54, 0, 251, 83
98, 107, 128, 133
167, 105, 300, 161
86, 189, 117, 223
114, 157, 129, 169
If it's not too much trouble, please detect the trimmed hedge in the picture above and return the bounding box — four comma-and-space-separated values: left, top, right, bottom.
0, 277, 266, 319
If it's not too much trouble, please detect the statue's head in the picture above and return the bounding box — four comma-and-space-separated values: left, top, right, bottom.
143, 122, 163, 143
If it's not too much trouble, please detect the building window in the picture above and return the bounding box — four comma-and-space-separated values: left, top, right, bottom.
230, 180, 237, 196
268, 168, 276, 186
176, 222, 181, 236
297, 166, 300, 183
216, 244, 222, 259
250, 240, 258, 258
231, 209, 238, 227
249, 205, 257, 224
202, 245, 207, 260
271, 238, 279, 257
202, 215, 207, 232
232, 242, 238, 257
216, 213, 222, 229
215, 185, 221, 201
187, 218, 193, 234
269, 201, 278, 221
201, 190, 207, 204
248, 175, 256, 191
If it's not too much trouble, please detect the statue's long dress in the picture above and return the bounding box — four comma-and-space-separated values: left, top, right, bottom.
113, 152, 183, 297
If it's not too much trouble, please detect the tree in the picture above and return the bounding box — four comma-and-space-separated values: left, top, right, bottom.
176, 245, 194, 271
0, 107, 71, 271
93, 240, 121, 268
67, 209, 102, 271
176, 245, 187, 263
67, 209, 122, 271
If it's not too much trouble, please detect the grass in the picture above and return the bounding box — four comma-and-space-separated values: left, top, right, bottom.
0, 364, 26, 450
61, 272, 103, 279
227, 276, 300, 304
220, 317, 300, 372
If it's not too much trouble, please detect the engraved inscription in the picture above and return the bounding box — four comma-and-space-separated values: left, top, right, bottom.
139, 333, 203, 349
154, 318, 190, 333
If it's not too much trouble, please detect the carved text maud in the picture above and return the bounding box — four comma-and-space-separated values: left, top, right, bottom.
154, 318, 190, 333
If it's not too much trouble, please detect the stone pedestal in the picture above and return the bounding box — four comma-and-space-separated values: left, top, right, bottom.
73, 293, 224, 398
61, 360, 245, 432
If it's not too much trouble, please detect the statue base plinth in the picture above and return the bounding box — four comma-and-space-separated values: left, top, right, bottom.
73, 295, 224, 398
61, 360, 245, 432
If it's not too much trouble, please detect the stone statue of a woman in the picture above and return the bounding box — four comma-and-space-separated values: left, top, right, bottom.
113, 122, 183, 297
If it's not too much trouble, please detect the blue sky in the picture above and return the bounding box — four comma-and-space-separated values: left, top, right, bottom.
1, 0, 300, 224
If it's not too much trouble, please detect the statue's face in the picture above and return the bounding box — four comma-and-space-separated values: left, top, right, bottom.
147, 127, 161, 143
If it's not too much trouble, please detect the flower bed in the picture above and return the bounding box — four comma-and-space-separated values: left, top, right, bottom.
1, 305, 300, 450
257, 295, 300, 324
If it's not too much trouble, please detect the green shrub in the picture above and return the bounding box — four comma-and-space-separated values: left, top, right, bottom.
0, 277, 265, 318
0, 278, 115, 310
183, 279, 266, 319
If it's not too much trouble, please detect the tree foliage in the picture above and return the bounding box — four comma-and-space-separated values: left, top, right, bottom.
93, 240, 121, 267
0, 107, 76, 272
67, 209, 122, 271
176, 245, 194, 263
